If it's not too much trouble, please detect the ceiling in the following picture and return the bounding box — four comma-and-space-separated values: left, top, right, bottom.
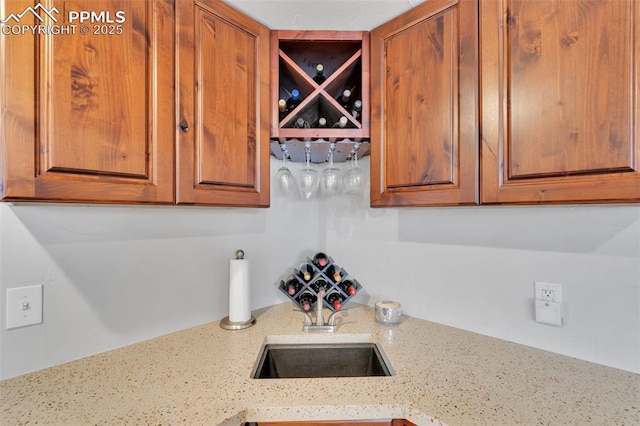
223, 0, 427, 31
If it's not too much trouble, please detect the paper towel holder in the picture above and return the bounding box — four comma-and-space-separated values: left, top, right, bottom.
220, 249, 256, 330
220, 315, 256, 330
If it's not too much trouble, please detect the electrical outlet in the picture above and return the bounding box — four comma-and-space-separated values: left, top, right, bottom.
534, 281, 563, 326
541, 289, 554, 301
6, 285, 43, 330
534, 281, 562, 304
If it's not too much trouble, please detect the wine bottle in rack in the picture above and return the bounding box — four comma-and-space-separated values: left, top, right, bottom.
310, 279, 329, 294
278, 99, 287, 121
286, 88, 301, 113
284, 276, 302, 296
297, 291, 316, 312
332, 116, 348, 128
297, 263, 315, 282
351, 100, 362, 122
312, 63, 326, 84
339, 279, 357, 296
312, 117, 328, 128
293, 117, 310, 128
312, 252, 329, 269
326, 291, 345, 311
325, 264, 342, 283
336, 89, 353, 111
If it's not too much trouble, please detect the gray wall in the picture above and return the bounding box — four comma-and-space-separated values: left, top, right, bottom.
1, 0, 638, 380
1, 158, 638, 379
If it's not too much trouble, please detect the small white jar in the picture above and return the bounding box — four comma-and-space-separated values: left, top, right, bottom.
375, 300, 402, 325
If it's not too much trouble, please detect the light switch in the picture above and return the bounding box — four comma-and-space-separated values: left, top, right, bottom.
6, 285, 43, 330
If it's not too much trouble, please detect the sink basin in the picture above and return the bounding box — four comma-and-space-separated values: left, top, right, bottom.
251, 342, 393, 379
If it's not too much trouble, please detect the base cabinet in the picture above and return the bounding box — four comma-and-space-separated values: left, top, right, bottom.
250, 420, 417, 426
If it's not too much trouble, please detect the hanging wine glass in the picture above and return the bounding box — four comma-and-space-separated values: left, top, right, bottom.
275, 145, 297, 196
321, 143, 341, 196
342, 142, 366, 194
297, 142, 320, 199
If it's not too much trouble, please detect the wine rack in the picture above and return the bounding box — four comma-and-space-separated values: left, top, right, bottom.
270, 31, 370, 163
279, 253, 362, 313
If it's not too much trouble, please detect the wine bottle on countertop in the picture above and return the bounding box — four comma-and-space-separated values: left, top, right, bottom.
312, 63, 326, 84
312, 252, 329, 269
297, 263, 315, 282
339, 279, 357, 296
326, 291, 345, 311
325, 264, 342, 283
336, 89, 353, 111
298, 291, 316, 312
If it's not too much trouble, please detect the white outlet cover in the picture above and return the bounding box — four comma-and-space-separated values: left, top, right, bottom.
535, 300, 563, 326
534, 281, 563, 304
6, 285, 43, 330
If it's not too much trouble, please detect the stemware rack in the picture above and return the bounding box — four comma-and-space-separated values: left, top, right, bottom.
279, 253, 363, 313
271, 31, 370, 163
270, 139, 370, 164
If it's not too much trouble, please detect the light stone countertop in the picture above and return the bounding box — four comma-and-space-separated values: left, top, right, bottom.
1, 302, 638, 425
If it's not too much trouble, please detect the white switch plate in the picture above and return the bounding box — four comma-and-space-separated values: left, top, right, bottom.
535, 300, 563, 326
6, 285, 43, 330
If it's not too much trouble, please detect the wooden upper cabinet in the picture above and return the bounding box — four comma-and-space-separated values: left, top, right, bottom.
0, 0, 175, 203
176, 0, 270, 207
481, 0, 640, 204
370, 0, 479, 207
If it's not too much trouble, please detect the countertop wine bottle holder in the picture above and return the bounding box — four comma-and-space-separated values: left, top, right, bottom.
279, 253, 362, 313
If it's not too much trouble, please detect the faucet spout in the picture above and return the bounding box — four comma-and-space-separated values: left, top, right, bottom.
316, 288, 325, 326
301, 286, 342, 332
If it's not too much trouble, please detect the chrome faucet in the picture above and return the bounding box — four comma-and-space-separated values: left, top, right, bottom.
316, 288, 326, 326
297, 287, 342, 333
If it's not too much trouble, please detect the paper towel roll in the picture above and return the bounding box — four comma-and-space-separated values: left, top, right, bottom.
229, 257, 251, 323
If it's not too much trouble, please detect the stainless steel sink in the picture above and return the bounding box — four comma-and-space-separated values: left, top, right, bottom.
251, 342, 393, 379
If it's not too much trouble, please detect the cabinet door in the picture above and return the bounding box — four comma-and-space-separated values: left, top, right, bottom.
256, 422, 393, 425
481, 0, 640, 204
370, 0, 479, 207
176, 0, 270, 206
0, 0, 175, 203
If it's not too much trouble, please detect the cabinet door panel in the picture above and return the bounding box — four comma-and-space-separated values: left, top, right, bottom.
1, 0, 174, 203
198, 10, 255, 188
481, 0, 640, 203
177, 0, 270, 206
370, 0, 479, 206
384, 11, 456, 188
46, 0, 148, 178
